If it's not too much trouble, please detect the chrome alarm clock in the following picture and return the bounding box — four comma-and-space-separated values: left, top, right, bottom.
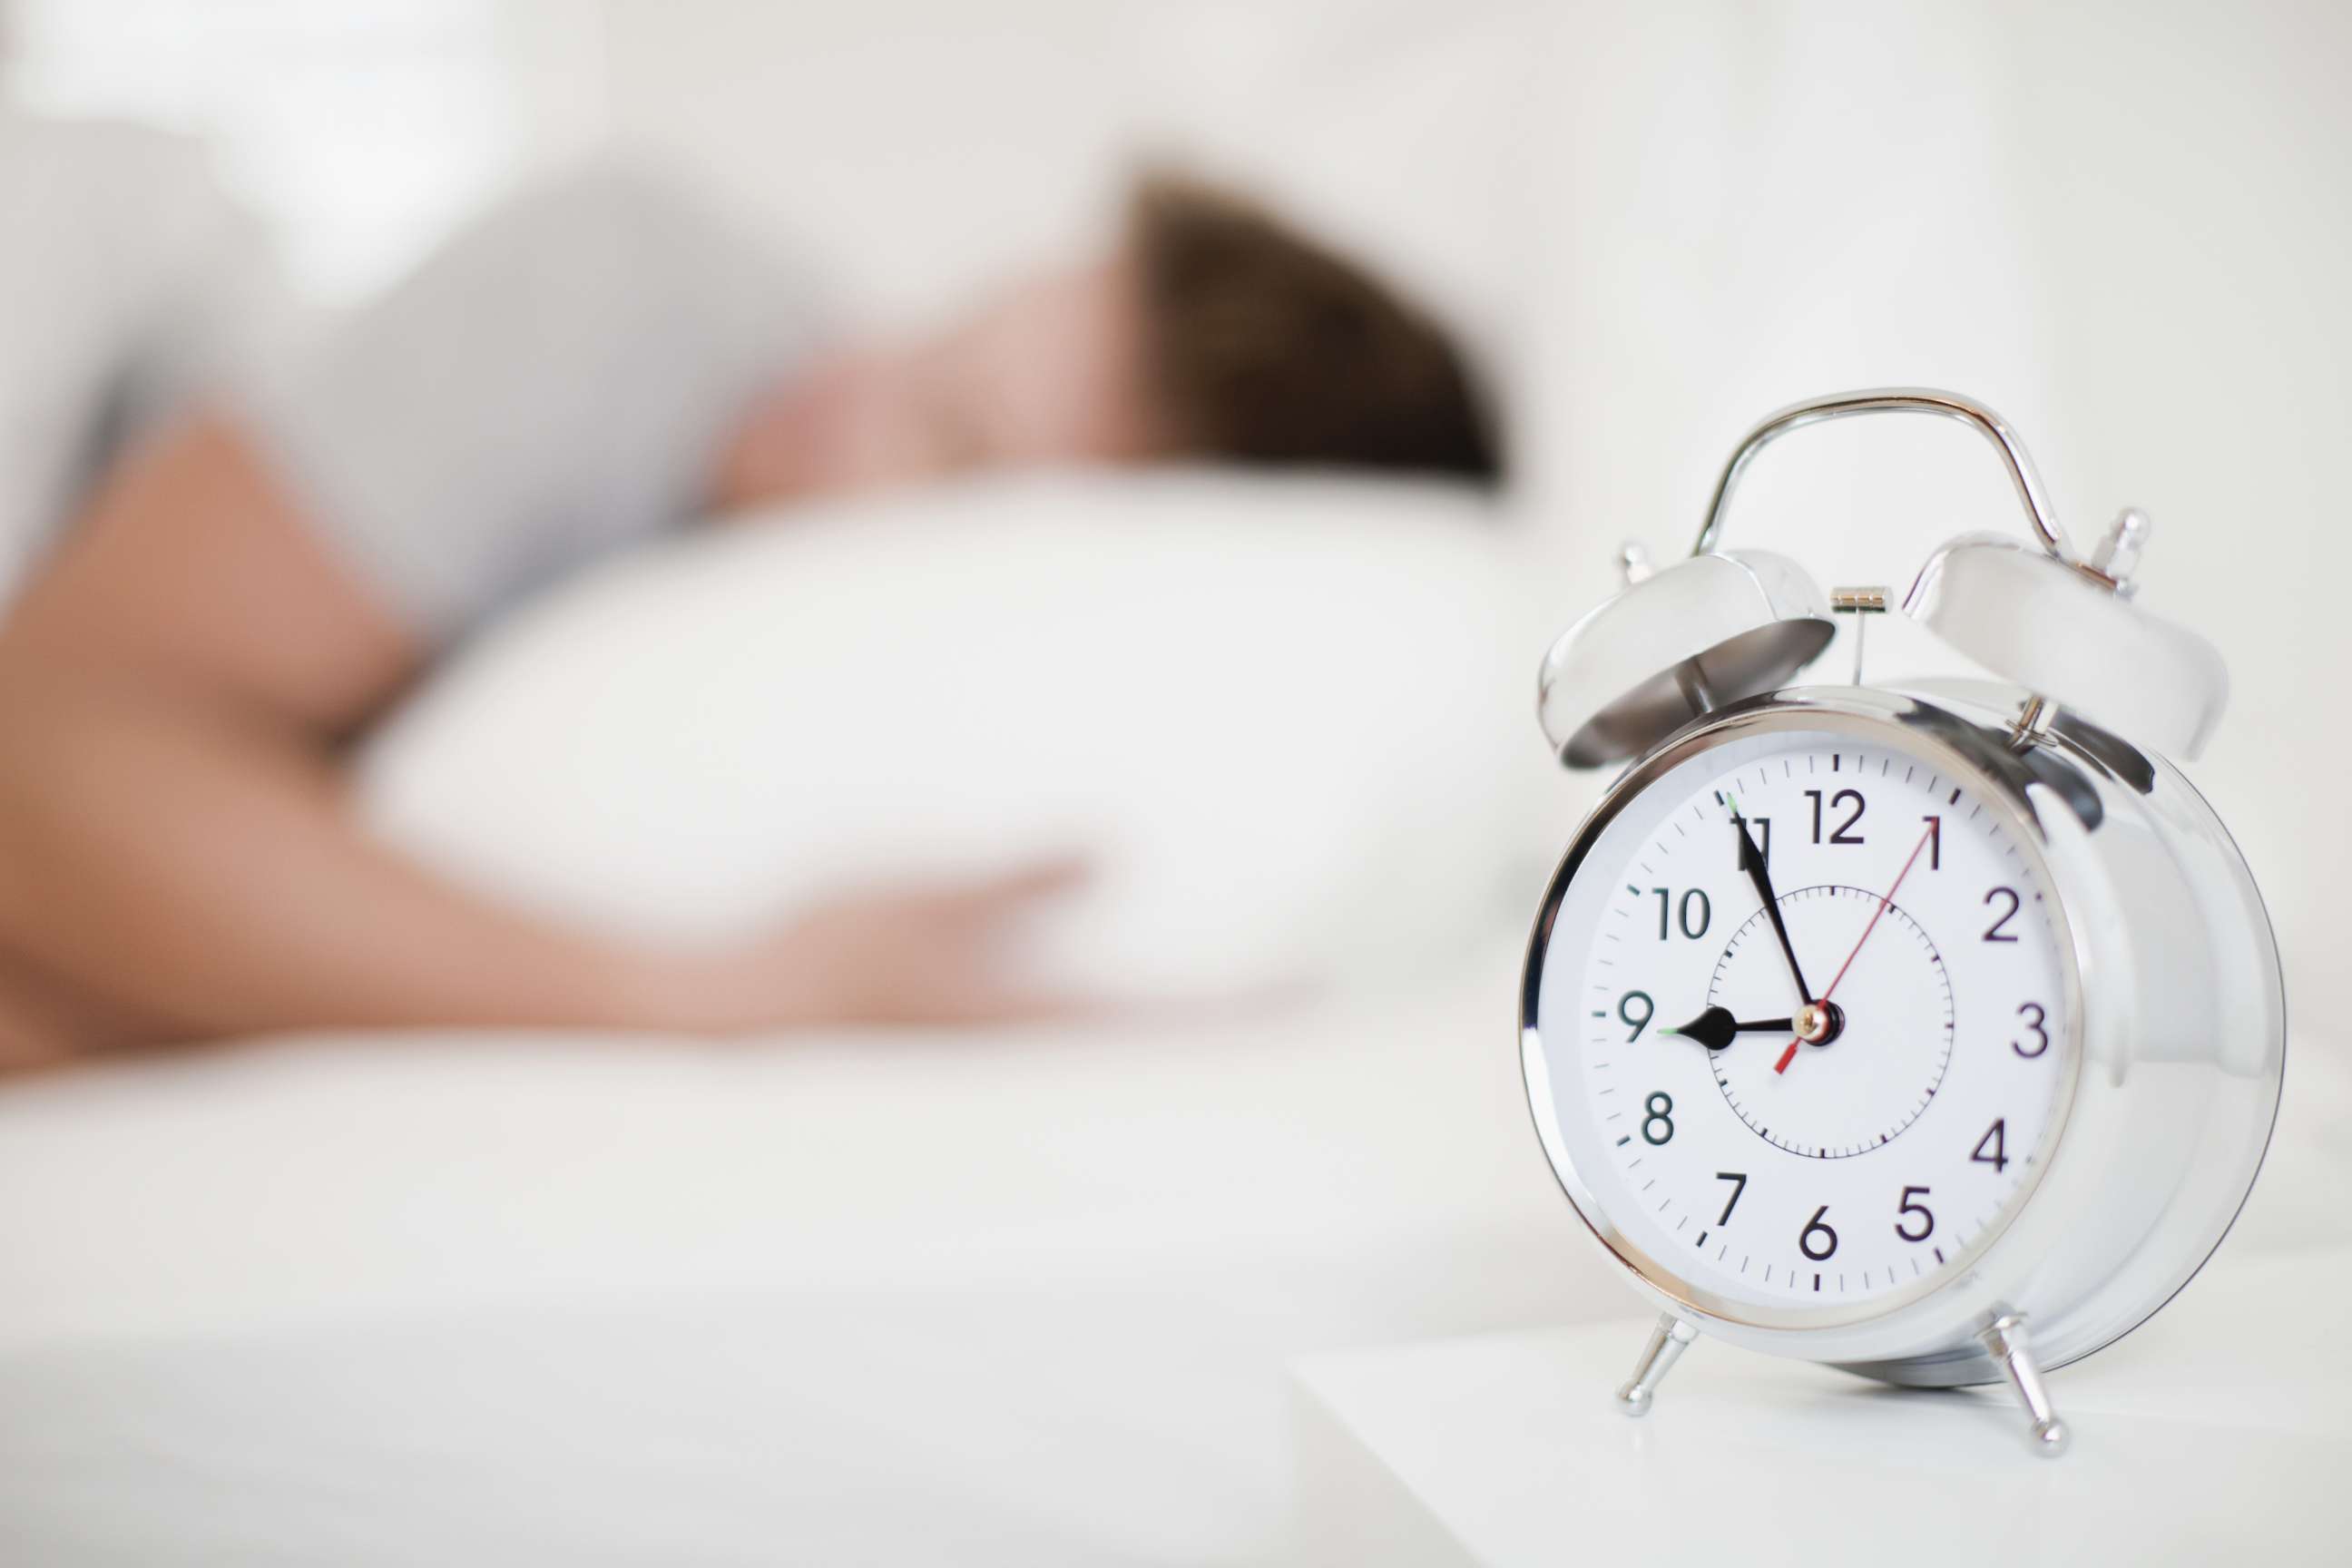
1519, 389, 2284, 1455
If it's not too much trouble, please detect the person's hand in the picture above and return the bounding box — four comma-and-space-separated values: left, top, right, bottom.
649, 858, 1096, 1032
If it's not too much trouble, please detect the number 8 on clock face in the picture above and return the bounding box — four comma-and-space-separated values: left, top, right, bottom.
1524, 720, 2075, 1320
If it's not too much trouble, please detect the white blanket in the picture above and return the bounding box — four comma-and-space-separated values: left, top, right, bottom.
0, 937, 1609, 1563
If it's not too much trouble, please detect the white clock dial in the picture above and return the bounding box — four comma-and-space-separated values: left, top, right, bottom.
1526, 723, 2076, 1320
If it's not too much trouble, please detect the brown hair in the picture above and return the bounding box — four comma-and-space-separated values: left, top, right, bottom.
1128, 172, 1501, 485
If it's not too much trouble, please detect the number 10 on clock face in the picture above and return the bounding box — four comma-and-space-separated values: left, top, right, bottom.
1523, 720, 2076, 1323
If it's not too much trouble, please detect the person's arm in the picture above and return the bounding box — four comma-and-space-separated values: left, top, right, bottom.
0, 416, 1078, 1052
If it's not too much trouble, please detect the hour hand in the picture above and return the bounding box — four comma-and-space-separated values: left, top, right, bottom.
1661, 1005, 1796, 1052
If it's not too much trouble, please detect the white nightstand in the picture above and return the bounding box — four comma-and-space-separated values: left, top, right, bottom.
1291, 1244, 2350, 1567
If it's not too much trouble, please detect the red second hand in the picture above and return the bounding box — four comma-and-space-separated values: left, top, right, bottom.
1773, 818, 1940, 1076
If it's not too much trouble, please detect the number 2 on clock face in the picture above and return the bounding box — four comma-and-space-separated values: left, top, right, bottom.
1529, 726, 2073, 1317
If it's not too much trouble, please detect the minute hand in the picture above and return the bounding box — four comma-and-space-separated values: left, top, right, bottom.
1731, 811, 1814, 1003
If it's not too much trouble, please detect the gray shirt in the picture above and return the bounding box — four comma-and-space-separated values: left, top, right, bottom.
240, 166, 826, 642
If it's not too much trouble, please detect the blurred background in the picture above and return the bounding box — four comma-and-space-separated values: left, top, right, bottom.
9, 0, 2340, 929
1, 2, 2347, 1563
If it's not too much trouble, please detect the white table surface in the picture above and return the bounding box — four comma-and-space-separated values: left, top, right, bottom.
1290, 1242, 2351, 1567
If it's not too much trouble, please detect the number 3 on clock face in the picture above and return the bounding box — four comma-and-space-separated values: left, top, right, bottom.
1522, 720, 2076, 1324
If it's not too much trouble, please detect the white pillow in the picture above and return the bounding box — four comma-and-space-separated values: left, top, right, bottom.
358, 472, 1547, 996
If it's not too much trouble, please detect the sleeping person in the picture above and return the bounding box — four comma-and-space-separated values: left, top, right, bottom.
0, 161, 1499, 1069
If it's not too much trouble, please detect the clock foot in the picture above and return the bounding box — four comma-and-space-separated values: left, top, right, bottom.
1981, 1312, 2071, 1457
1613, 1313, 1699, 1417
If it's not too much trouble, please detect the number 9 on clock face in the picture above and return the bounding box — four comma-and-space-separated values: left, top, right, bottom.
1522, 720, 2077, 1323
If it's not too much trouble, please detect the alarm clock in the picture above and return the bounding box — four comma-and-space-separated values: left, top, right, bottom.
1519, 388, 2284, 1455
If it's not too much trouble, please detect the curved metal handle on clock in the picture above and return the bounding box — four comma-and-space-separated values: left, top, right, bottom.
1690, 387, 2079, 564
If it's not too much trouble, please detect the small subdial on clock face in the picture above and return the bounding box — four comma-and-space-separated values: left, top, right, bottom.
1705, 887, 1955, 1158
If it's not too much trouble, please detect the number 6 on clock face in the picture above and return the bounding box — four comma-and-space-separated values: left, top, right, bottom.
1523, 718, 2075, 1321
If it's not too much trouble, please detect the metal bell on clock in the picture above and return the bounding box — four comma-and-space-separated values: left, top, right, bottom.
1536, 545, 1835, 768
1905, 509, 2229, 760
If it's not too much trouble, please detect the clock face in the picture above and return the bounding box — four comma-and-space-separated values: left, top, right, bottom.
1524, 720, 2078, 1323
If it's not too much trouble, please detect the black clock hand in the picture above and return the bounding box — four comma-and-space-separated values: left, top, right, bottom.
1730, 801, 1815, 1004
1660, 1006, 1796, 1052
